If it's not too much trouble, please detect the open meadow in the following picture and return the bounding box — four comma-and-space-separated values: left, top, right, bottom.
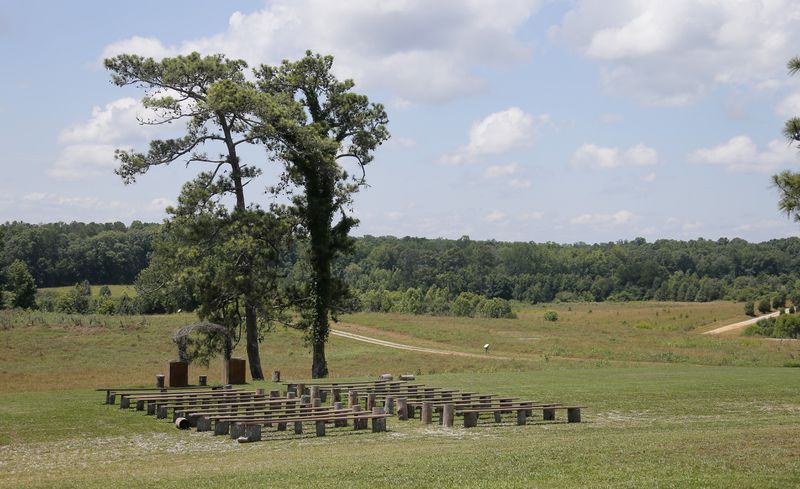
1, 301, 799, 488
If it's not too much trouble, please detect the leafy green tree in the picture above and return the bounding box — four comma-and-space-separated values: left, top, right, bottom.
254, 52, 389, 378
744, 301, 755, 317
4, 259, 37, 309
774, 56, 800, 221
105, 52, 273, 379
757, 297, 772, 314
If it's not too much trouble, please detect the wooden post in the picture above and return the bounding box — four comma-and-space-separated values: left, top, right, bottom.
384, 396, 395, 415
332, 387, 341, 403
316, 420, 326, 437
155, 374, 165, 388
297, 383, 305, 398
270, 390, 280, 398
119, 396, 130, 409
256, 388, 265, 396
372, 407, 386, 432
135, 399, 145, 411
494, 411, 502, 423
334, 402, 347, 427
230, 422, 244, 439
396, 398, 408, 421
352, 405, 364, 430
442, 404, 454, 428
294, 421, 303, 434
543, 407, 555, 421
107, 392, 116, 405
567, 407, 582, 423
348, 389, 357, 408
310, 386, 320, 403
517, 409, 527, 425
146, 402, 156, 416
464, 411, 478, 428
271, 370, 280, 382
421, 402, 433, 424
157, 405, 168, 419
367, 393, 376, 410
198, 375, 207, 386
196, 416, 211, 432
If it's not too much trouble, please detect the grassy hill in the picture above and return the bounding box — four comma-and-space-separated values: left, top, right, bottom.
1, 302, 798, 488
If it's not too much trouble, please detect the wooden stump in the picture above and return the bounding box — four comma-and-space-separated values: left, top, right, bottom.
399, 374, 416, 381
256, 388, 265, 396
348, 389, 357, 408
384, 396, 395, 415
517, 409, 527, 425
543, 408, 555, 421
372, 407, 386, 432
174, 417, 190, 430
464, 411, 478, 428
198, 375, 207, 386
146, 402, 156, 416
245, 424, 262, 441
135, 399, 145, 411
294, 421, 303, 435
315, 420, 326, 437
334, 402, 348, 427
230, 423, 244, 439
271, 370, 281, 382
407, 404, 415, 419
310, 386, 320, 403
352, 405, 365, 430
494, 411, 502, 423
214, 420, 230, 436
421, 402, 433, 424
157, 405, 168, 419
270, 390, 280, 398
107, 393, 116, 405
332, 387, 341, 403
367, 393, 376, 411
379, 373, 393, 381
196, 416, 211, 432
155, 374, 165, 388
396, 398, 408, 421
442, 404, 455, 428
567, 407, 582, 423
277, 422, 287, 432
119, 396, 130, 409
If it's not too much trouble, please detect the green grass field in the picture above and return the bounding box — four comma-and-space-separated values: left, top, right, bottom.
38, 284, 137, 297
1, 301, 798, 488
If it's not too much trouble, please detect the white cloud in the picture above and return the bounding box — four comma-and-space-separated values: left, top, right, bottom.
554, 0, 800, 105
484, 162, 519, 178
442, 108, 544, 164
687, 135, 796, 172
571, 143, 658, 168
517, 211, 543, 221
51, 97, 164, 180
101, 0, 542, 104
776, 90, 800, 117
48, 143, 120, 180
571, 210, 636, 226
509, 178, 532, 189
642, 172, 657, 183
485, 210, 507, 223
148, 197, 175, 212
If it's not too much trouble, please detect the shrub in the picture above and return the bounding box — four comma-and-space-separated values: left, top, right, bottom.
757, 298, 772, 314
476, 297, 515, 319
451, 292, 482, 317
744, 302, 755, 317
543, 311, 559, 322
772, 314, 800, 338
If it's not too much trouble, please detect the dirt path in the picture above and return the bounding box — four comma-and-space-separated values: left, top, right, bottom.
330, 325, 511, 360
703, 309, 788, 335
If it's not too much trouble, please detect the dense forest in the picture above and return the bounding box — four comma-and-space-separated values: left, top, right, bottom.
2, 222, 800, 311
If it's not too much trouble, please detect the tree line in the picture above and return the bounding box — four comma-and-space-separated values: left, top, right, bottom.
4, 223, 800, 308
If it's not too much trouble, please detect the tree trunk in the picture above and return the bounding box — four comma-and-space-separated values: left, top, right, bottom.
245, 303, 264, 380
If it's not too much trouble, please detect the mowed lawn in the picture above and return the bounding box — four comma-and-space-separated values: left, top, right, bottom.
0, 302, 799, 488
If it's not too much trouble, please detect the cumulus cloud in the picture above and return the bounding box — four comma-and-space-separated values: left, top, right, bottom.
571, 143, 658, 168
776, 90, 800, 118
571, 210, 636, 226
687, 135, 796, 172
50, 97, 164, 180
484, 162, 520, 178
101, 0, 542, 104
442, 108, 545, 164
553, 0, 800, 105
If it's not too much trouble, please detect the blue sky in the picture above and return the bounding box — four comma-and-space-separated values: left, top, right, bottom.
2, 0, 800, 243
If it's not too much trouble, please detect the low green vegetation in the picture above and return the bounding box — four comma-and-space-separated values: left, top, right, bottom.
744, 312, 800, 339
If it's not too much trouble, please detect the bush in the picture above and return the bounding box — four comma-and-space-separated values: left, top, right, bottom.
773, 314, 800, 338
475, 297, 515, 319
757, 298, 772, 314
543, 311, 559, 322
744, 302, 755, 317
743, 317, 775, 337
451, 292, 482, 317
